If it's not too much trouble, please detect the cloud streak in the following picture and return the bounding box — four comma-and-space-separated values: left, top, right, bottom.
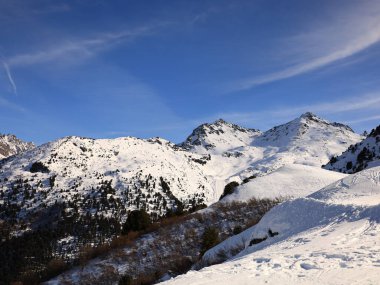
228, 1, 380, 92
7, 25, 156, 67
268, 93, 380, 118
195, 92, 380, 129
346, 115, 380, 124
0, 97, 25, 112
1, 60, 17, 94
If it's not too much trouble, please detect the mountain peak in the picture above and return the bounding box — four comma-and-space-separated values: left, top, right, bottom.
214, 118, 227, 124
300, 112, 318, 119
297, 112, 354, 132
0, 133, 35, 159
255, 112, 360, 153
298, 112, 327, 125
179, 119, 261, 153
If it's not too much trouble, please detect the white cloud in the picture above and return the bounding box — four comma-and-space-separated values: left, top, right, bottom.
228, 1, 380, 92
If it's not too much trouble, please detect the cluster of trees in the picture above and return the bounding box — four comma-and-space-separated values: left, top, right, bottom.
219, 181, 239, 200
0, 227, 58, 284
122, 210, 151, 234
0, 211, 124, 284
200, 227, 220, 256
30, 161, 50, 173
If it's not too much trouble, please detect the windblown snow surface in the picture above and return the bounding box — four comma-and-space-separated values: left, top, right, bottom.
161, 167, 380, 285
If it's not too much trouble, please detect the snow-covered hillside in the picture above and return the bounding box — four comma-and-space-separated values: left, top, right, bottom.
164, 167, 380, 285
0, 113, 366, 284
0, 133, 35, 159
181, 112, 362, 188
0, 136, 215, 224
0, 114, 362, 278
44, 198, 280, 285
222, 164, 347, 202
324, 124, 380, 173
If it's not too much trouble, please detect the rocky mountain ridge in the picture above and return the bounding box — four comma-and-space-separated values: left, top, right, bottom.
0, 133, 35, 159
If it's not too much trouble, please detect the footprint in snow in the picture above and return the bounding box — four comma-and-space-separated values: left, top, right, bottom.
339, 262, 351, 268
294, 237, 310, 244
300, 263, 319, 270
253, 258, 271, 263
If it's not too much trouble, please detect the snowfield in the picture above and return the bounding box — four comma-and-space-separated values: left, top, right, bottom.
162, 166, 380, 285
222, 164, 347, 201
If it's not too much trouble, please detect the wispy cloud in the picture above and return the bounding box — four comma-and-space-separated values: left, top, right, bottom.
31, 3, 71, 14
7, 25, 157, 67
345, 115, 380, 124
0, 97, 25, 112
193, 92, 380, 129
102, 91, 380, 141
268, 93, 380, 118
228, 1, 380, 92
1, 60, 17, 94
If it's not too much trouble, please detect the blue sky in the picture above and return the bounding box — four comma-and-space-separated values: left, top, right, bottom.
1, 0, 380, 144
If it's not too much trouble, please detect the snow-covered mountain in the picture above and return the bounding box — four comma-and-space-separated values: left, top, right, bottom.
164, 166, 380, 285
324, 124, 380, 173
0, 133, 35, 159
0, 136, 215, 225
0, 113, 361, 227
253, 112, 360, 168
181, 112, 362, 189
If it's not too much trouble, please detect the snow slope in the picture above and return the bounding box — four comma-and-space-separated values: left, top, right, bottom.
324, 124, 380, 173
0, 133, 35, 159
222, 164, 347, 202
162, 166, 380, 285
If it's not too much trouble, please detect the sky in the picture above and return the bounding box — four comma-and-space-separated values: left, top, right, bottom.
0, 0, 380, 144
